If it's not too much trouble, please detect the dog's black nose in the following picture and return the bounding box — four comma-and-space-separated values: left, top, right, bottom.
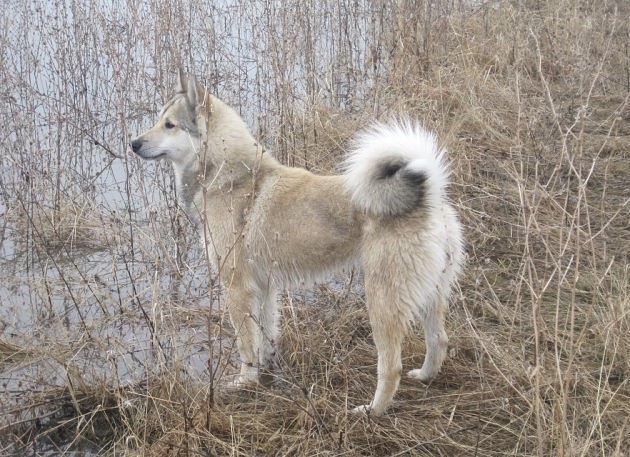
131, 139, 143, 153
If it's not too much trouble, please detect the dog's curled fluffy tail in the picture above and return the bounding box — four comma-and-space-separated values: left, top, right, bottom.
343, 120, 449, 217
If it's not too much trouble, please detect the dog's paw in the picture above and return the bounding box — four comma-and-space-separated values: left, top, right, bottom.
350, 404, 372, 415
407, 368, 434, 383
350, 403, 386, 416
223, 375, 259, 390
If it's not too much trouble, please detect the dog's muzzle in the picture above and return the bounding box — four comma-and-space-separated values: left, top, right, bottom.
131, 139, 143, 154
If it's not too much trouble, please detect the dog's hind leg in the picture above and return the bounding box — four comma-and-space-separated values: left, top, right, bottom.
352, 279, 407, 415
407, 293, 449, 382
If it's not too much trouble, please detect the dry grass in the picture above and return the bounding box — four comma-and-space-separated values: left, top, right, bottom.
1, 0, 629, 456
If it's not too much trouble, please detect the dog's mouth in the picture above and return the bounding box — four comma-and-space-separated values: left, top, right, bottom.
136, 150, 167, 160
131, 139, 167, 160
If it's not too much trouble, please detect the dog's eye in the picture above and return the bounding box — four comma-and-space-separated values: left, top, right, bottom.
164, 120, 175, 129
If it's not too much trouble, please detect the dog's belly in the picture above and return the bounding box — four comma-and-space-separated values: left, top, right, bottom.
260, 227, 361, 286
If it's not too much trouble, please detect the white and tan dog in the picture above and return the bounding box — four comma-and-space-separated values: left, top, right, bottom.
131, 71, 464, 415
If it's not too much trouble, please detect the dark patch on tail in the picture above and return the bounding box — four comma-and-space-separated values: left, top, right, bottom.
401, 169, 428, 189
401, 169, 428, 210
377, 159, 405, 179
367, 159, 431, 217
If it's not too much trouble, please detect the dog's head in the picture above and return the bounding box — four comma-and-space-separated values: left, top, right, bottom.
131, 70, 211, 164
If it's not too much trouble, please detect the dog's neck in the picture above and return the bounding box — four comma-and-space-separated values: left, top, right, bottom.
172, 94, 280, 218
173, 154, 201, 214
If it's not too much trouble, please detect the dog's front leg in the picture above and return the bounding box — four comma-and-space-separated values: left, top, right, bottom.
225, 284, 262, 385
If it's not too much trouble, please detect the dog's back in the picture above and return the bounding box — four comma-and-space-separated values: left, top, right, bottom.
244, 169, 364, 286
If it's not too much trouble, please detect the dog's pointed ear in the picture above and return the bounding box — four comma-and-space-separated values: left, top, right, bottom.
176, 68, 186, 93
186, 75, 199, 107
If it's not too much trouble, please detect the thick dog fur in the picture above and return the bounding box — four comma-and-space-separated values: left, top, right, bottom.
131, 72, 464, 415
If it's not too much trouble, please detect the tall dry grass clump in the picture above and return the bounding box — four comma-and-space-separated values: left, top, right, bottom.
1, 0, 629, 456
